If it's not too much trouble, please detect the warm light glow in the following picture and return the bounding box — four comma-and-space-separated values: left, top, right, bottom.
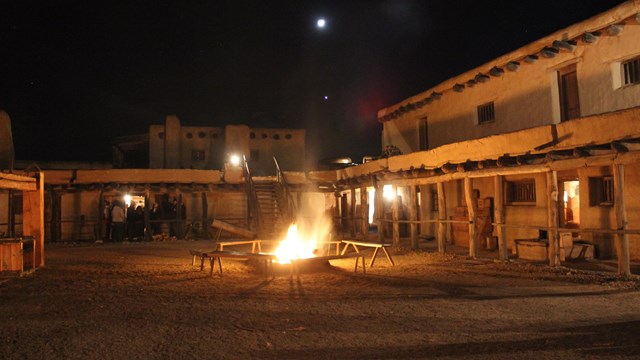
383, 184, 396, 200
317, 18, 326, 28
274, 224, 318, 264
229, 154, 241, 166
124, 194, 132, 205
368, 187, 376, 224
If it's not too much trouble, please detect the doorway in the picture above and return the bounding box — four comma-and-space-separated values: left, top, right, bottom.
561, 180, 580, 227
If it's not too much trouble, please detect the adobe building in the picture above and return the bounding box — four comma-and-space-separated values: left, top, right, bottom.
328, 0, 640, 275
114, 115, 305, 175
2, 114, 317, 244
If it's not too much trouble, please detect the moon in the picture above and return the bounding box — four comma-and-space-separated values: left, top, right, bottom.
317, 18, 326, 28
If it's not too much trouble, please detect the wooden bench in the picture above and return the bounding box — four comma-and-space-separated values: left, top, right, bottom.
190, 249, 277, 277
341, 240, 395, 267
315, 240, 343, 256
214, 240, 264, 253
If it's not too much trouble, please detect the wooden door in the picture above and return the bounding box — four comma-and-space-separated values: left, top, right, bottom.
558, 64, 580, 121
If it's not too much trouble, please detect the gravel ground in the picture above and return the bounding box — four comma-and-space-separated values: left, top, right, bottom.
1, 240, 639, 359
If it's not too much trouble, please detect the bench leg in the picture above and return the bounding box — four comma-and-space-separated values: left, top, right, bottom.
382, 247, 395, 266
200, 255, 206, 271
340, 243, 349, 255
209, 257, 215, 276
362, 256, 366, 274
370, 247, 380, 267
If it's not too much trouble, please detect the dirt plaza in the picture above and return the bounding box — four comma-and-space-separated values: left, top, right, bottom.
1, 240, 639, 359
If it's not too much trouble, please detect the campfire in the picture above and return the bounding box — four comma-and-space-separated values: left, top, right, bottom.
273, 224, 319, 264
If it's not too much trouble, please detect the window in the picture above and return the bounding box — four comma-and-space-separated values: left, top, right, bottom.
477, 102, 495, 124
191, 150, 205, 161
431, 190, 438, 211
622, 57, 640, 86
505, 180, 536, 205
589, 176, 614, 206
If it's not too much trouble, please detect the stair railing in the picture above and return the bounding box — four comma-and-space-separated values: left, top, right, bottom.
242, 155, 263, 234
273, 156, 297, 222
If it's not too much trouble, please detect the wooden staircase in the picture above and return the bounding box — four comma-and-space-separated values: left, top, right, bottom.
253, 180, 290, 239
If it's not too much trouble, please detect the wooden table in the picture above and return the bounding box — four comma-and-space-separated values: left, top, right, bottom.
340, 240, 395, 267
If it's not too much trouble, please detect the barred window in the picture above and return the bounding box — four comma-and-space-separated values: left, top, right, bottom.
506, 180, 536, 205
622, 57, 640, 86
589, 176, 614, 206
477, 102, 495, 124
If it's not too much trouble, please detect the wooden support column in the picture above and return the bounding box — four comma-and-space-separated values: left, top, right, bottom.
613, 164, 630, 276
144, 191, 152, 241
392, 185, 400, 247
360, 185, 368, 240
22, 172, 45, 267
350, 187, 356, 238
494, 175, 508, 260
374, 179, 385, 244
464, 177, 478, 258
546, 171, 561, 267
420, 185, 432, 236
333, 193, 341, 238
201, 192, 208, 239
409, 185, 418, 249
494, 176, 508, 260
7, 189, 14, 237
97, 187, 104, 241
437, 182, 446, 253
176, 192, 185, 239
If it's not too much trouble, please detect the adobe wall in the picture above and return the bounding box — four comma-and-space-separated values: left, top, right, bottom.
381, 5, 640, 153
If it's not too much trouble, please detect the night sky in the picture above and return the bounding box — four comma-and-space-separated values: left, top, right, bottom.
1, 0, 627, 167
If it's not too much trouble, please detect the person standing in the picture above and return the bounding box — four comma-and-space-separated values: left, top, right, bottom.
111, 200, 125, 242
103, 201, 112, 241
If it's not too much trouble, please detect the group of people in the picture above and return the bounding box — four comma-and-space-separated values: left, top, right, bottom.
103, 196, 185, 242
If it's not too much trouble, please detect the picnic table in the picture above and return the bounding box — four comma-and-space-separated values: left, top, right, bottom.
340, 240, 395, 267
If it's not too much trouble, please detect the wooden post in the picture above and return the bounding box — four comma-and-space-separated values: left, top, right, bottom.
177, 192, 185, 239
144, 191, 152, 241
350, 187, 356, 238
22, 172, 45, 267
201, 192, 208, 239
464, 177, 478, 258
613, 164, 630, 276
360, 185, 368, 240
409, 185, 418, 249
392, 185, 400, 247
333, 192, 341, 238
420, 185, 432, 236
8, 189, 14, 237
546, 171, 561, 267
375, 180, 385, 244
437, 182, 446, 253
97, 187, 104, 242
494, 175, 508, 260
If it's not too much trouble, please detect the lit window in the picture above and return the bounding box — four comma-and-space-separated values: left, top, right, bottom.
505, 180, 536, 205
622, 57, 640, 86
477, 102, 495, 124
589, 177, 614, 206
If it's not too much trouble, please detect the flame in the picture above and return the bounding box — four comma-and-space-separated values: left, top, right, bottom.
274, 224, 318, 264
